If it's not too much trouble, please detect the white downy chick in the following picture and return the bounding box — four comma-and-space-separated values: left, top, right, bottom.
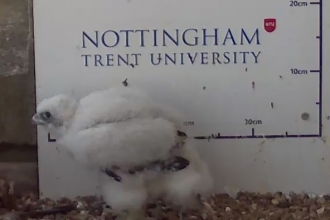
32, 87, 195, 219
33, 87, 186, 170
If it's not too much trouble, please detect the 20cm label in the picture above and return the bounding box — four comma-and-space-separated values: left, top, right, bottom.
290, 1, 308, 6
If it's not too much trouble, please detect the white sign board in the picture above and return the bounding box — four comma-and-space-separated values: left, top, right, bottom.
34, 0, 330, 198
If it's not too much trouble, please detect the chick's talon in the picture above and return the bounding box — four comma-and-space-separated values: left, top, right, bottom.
101, 168, 122, 182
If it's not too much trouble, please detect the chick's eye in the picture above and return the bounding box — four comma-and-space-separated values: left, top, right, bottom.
42, 111, 51, 119
44, 111, 51, 118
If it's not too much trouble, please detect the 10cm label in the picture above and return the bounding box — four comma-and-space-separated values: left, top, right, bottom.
245, 119, 262, 125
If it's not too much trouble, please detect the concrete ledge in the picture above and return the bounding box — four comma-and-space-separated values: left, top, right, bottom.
0, 162, 38, 196
0, 143, 37, 162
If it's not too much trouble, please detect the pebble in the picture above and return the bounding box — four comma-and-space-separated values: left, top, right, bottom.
317, 197, 326, 204
317, 207, 325, 215
271, 199, 279, 205
79, 210, 87, 215
1, 177, 330, 220
76, 202, 84, 209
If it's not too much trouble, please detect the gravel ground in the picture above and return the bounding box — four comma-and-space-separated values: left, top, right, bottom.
1, 179, 330, 220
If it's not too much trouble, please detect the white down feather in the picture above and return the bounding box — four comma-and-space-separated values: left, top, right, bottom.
34, 86, 214, 219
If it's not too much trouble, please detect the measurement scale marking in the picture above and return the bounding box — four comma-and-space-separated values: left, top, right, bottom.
48, 133, 56, 142
46, 1, 324, 143
194, 134, 319, 140
318, 0, 323, 136
195, 0, 323, 140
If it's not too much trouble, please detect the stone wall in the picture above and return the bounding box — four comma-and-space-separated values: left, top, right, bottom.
0, 0, 38, 195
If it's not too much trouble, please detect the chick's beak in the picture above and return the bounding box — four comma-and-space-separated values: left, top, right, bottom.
32, 113, 45, 125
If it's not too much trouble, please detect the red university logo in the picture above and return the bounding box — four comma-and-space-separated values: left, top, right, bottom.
264, 18, 276, 33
